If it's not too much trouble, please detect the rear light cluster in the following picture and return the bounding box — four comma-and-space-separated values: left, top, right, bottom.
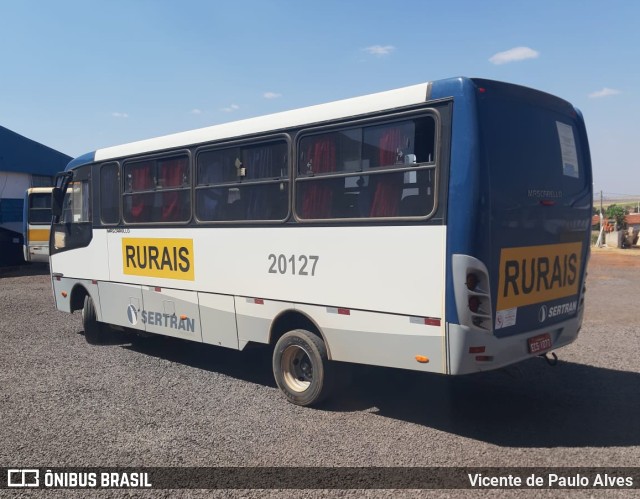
452, 255, 493, 333
465, 271, 492, 330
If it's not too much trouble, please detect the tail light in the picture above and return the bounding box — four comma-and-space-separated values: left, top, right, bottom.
468, 296, 480, 313
466, 272, 479, 291
452, 255, 493, 332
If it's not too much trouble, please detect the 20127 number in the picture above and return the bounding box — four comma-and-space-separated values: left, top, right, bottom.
268, 254, 319, 276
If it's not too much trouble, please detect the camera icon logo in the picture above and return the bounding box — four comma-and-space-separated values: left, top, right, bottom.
7, 469, 40, 487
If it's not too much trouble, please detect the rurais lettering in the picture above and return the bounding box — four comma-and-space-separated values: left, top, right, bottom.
497, 242, 582, 311
122, 238, 194, 280
503, 254, 577, 297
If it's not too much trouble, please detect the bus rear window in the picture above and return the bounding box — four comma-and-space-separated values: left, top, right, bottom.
477, 94, 588, 198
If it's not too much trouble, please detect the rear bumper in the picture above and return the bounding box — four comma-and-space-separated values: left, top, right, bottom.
446, 309, 583, 374
26, 244, 49, 263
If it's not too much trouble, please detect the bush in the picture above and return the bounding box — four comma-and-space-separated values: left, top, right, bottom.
605, 204, 627, 230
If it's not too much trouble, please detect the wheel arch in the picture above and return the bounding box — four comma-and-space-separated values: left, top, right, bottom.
269, 309, 332, 359
69, 283, 90, 313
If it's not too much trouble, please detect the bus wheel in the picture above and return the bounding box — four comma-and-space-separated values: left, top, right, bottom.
272, 329, 333, 406
82, 295, 108, 345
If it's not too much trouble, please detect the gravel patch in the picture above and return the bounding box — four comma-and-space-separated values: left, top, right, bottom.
1, 255, 638, 497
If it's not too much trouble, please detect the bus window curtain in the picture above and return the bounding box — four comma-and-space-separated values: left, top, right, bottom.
161, 158, 187, 221
370, 127, 403, 217
198, 155, 225, 220
302, 138, 336, 218
244, 146, 272, 219
130, 162, 153, 220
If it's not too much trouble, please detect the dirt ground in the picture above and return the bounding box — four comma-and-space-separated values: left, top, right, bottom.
590, 245, 640, 267
586, 246, 639, 329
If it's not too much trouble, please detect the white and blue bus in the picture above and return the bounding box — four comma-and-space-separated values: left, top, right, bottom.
50, 78, 592, 406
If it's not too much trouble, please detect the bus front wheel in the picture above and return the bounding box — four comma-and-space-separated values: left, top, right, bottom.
82, 295, 108, 345
273, 329, 334, 406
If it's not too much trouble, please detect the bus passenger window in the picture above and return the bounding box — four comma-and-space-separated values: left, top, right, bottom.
100, 163, 120, 224
196, 140, 289, 222
296, 115, 436, 220
368, 126, 407, 217
298, 135, 337, 219
159, 157, 189, 222
123, 155, 191, 224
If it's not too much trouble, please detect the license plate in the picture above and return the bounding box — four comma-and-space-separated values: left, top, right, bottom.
528, 333, 552, 354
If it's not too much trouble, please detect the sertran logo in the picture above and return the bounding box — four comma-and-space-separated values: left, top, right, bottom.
538, 305, 548, 323
127, 305, 138, 326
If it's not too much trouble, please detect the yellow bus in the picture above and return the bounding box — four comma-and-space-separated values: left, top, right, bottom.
23, 187, 53, 263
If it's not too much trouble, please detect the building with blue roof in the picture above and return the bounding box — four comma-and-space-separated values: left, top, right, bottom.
0, 126, 71, 265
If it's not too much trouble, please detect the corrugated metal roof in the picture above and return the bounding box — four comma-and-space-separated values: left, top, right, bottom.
0, 126, 71, 176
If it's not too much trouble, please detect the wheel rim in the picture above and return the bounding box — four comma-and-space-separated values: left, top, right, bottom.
281, 344, 314, 393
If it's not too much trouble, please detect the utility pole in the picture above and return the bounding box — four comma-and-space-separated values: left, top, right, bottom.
596, 190, 605, 247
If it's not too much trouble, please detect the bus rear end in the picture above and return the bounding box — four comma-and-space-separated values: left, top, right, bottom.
23, 187, 53, 263
448, 79, 592, 374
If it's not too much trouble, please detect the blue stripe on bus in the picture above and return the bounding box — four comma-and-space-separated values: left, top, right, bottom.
431, 78, 482, 326
65, 151, 96, 171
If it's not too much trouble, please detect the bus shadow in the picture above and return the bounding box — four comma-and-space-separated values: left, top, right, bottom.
0, 263, 50, 278
121, 334, 277, 388
330, 358, 640, 448
115, 335, 639, 448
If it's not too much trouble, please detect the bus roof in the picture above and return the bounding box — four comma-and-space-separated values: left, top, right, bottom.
64, 76, 577, 171
65, 81, 434, 170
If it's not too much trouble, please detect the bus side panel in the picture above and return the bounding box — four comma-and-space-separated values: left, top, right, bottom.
199, 293, 239, 349
235, 297, 295, 349
52, 277, 101, 319
97, 281, 145, 332
296, 304, 445, 373
141, 287, 202, 342
106, 226, 445, 319
50, 230, 110, 281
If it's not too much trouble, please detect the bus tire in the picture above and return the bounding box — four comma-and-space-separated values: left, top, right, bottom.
82, 295, 107, 345
272, 329, 334, 406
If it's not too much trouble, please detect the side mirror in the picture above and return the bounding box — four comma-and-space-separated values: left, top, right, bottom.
51, 187, 64, 218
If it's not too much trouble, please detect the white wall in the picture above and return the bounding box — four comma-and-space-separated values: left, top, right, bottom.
0, 171, 31, 233
0, 171, 31, 198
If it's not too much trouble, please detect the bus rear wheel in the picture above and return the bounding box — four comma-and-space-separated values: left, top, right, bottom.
82, 295, 108, 345
273, 329, 334, 406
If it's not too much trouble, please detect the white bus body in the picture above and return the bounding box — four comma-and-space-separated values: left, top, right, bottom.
50, 78, 592, 406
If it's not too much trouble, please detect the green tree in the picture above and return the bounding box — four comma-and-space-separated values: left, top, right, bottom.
605, 204, 627, 230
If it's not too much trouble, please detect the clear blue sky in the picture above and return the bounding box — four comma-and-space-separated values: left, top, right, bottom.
1, 0, 638, 197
